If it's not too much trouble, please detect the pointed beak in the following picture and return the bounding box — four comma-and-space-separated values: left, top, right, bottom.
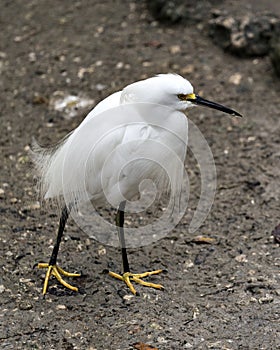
187, 94, 242, 117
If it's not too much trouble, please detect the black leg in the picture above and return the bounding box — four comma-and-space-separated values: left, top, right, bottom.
109, 200, 163, 295
38, 204, 81, 295
49, 205, 69, 266
116, 201, 130, 273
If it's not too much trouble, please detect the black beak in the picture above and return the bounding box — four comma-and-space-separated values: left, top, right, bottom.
187, 95, 242, 117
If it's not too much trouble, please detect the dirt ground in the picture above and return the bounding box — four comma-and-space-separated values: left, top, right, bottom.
1, 1, 280, 349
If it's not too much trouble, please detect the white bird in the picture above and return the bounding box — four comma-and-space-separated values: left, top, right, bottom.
33, 73, 242, 295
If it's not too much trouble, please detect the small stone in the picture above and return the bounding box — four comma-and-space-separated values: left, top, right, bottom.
144, 40, 162, 48
157, 336, 168, 344
181, 64, 194, 74
192, 307, 200, 319
73, 56, 81, 63
235, 254, 248, 263
29, 202, 41, 210
77, 65, 95, 79
169, 45, 181, 54
98, 245, 106, 256
19, 301, 33, 310
192, 235, 216, 244
142, 61, 152, 67
95, 83, 106, 91
258, 294, 274, 304
0, 51, 7, 59
22, 202, 41, 212
64, 329, 72, 338
116, 62, 124, 69
19, 278, 32, 283
0, 285, 5, 293
32, 94, 48, 105
56, 304, 67, 310
150, 322, 162, 330
229, 73, 242, 85
28, 52, 37, 62
184, 259, 194, 268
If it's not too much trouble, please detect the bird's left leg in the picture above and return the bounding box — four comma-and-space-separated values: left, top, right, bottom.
37, 205, 80, 295
108, 201, 164, 295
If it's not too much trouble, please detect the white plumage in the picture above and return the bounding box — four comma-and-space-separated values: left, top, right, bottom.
33, 74, 193, 211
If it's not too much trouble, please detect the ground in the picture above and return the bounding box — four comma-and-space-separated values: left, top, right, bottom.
0, 1, 280, 349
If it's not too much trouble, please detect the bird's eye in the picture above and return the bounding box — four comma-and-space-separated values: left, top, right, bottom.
177, 94, 186, 100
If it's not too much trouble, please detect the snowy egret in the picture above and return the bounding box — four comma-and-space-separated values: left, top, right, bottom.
33, 73, 242, 295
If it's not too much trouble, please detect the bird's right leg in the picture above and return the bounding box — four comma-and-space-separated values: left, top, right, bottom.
108, 201, 163, 295
37, 205, 80, 295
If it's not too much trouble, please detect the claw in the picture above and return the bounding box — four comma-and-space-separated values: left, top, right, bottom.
37, 263, 80, 295
108, 269, 164, 295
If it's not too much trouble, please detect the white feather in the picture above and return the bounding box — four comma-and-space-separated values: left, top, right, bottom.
32, 74, 192, 211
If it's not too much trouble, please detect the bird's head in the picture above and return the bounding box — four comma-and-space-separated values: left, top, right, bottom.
121, 73, 242, 117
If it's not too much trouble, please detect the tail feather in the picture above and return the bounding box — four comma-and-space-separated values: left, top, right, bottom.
30, 133, 72, 203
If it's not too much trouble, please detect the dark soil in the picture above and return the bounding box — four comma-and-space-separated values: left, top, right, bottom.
0, 1, 279, 349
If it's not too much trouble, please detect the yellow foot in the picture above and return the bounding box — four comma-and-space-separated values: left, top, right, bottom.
108, 270, 164, 295
37, 263, 81, 295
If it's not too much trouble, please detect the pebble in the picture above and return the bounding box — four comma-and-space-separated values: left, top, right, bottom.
184, 259, 194, 269
95, 83, 106, 91
116, 62, 124, 69
229, 73, 242, 85
157, 336, 168, 344
192, 307, 200, 319
181, 64, 194, 74
28, 52, 36, 62
150, 322, 162, 330
235, 254, 248, 263
169, 45, 181, 54
22, 202, 41, 211
98, 246, 106, 256
19, 301, 33, 310
258, 294, 274, 304
64, 329, 72, 338
77, 65, 95, 79
19, 278, 32, 283
142, 61, 152, 67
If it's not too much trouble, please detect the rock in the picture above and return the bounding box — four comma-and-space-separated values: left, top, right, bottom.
147, 0, 223, 24
209, 13, 280, 57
